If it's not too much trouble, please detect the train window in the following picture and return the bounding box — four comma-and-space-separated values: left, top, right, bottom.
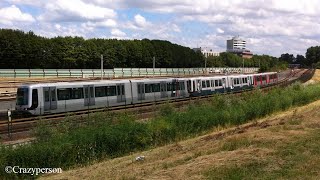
107, 86, 116, 96
237, 78, 240, 84
243, 78, 247, 84
153, 83, 160, 92
95, 86, 106, 97
160, 84, 166, 92
219, 80, 222, 86
44, 90, 50, 102
262, 76, 266, 81
58, 88, 70, 100
182, 82, 185, 90
70, 88, 84, 99
215, 80, 218, 87
138, 84, 144, 94
178, 82, 184, 90
16, 88, 29, 105
122, 85, 125, 95
51, 89, 56, 101
202, 81, 206, 88
90, 87, 94, 98
192, 81, 195, 91
206, 80, 210, 87
167, 83, 172, 91
187, 81, 191, 91
233, 79, 237, 85
145, 84, 152, 93
117, 86, 121, 96
31, 89, 38, 109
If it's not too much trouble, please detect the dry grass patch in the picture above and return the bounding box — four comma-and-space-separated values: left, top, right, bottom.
41, 98, 320, 180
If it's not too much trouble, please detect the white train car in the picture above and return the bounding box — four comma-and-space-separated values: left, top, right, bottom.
187, 75, 228, 96
15, 77, 190, 115
130, 77, 189, 104
16, 79, 132, 115
226, 74, 252, 91
15, 72, 279, 115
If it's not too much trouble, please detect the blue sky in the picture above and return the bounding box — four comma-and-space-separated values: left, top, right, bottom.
1, 0, 319, 57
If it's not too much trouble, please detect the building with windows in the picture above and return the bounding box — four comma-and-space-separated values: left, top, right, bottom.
193, 47, 220, 57
226, 36, 253, 59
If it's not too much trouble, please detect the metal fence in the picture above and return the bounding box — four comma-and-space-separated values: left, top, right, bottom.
0, 67, 259, 78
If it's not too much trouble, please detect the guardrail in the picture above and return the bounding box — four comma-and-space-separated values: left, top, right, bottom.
0, 67, 259, 78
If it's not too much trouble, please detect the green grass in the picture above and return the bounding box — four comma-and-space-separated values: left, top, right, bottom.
204, 130, 320, 180
2, 82, 320, 178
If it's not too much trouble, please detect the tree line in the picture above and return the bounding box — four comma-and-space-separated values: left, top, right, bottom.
2, 28, 318, 70
206, 53, 287, 72
0, 29, 204, 69
279, 46, 320, 68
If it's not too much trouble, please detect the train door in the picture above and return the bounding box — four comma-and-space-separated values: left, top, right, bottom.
117, 84, 125, 103
160, 81, 167, 98
248, 76, 252, 86
43, 87, 57, 111
230, 77, 234, 90
180, 81, 186, 97
222, 78, 227, 90
137, 83, 145, 101
84, 85, 95, 106
196, 79, 201, 92
171, 79, 179, 97
187, 80, 191, 92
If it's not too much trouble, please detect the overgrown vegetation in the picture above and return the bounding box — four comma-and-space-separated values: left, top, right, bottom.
1, 82, 320, 178
204, 130, 320, 179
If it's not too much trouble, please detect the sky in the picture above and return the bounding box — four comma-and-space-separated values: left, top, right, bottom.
0, 0, 319, 57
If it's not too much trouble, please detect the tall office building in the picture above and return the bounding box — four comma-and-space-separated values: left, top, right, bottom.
227, 36, 246, 52
226, 36, 252, 59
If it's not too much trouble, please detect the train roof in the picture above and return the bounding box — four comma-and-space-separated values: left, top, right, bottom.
17, 72, 278, 89
18, 77, 180, 88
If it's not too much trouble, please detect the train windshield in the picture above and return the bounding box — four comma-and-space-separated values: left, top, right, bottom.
16, 88, 29, 105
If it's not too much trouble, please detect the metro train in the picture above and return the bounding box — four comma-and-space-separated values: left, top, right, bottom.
15, 72, 278, 115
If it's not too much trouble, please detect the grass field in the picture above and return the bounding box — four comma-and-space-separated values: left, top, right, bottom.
42, 94, 320, 179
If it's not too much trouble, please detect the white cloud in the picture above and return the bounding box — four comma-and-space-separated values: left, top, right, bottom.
216, 28, 224, 34
134, 14, 148, 28
0, 5, 35, 25
37, 0, 116, 22
111, 28, 126, 37
172, 24, 181, 32
55, 24, 61, 30
2, 0, 320, 56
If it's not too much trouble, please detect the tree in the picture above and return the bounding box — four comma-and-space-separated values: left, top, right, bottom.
279, 53, 294, 64
295, 54, 306, 67
306, 46, 320, 66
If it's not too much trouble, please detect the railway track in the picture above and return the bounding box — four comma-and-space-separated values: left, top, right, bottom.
0, 69, 313, 143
